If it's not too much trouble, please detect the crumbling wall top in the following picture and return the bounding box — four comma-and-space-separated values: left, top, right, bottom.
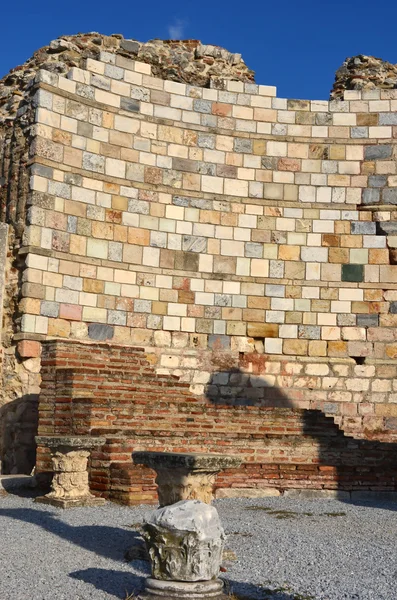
0, 33, 254, 123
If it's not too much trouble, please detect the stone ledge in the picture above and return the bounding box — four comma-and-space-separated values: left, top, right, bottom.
215, 487, 281, 499
35, 495, 106, 508
36, 435, 106, 449
133, 451, 242, 471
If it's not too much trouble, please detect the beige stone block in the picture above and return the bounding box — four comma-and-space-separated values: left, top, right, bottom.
250, 259, 269, 277
308, 340, 327, 356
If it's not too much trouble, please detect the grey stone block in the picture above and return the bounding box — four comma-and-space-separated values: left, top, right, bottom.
134, 299, 152, 313
375, 221, 397, 235
128, 199, 149, 214
64, 173, 82, 186
323, 402, 338, 413
30, 164, 53, 178
88, 323, 114, 340
190, 198, 212, 210
368, 175, 387, 188
382, 188, 397, 205
351, 221, 376, 235
120, 98, 140, 112
337, 314, 356, 326
265, 284, 285, 298
108, 242, 122, 261
197, 134, 215, 149
107, 310, 126, 326
316, 112, 332, 125
82, 152, 105, 174
120, 39, 140, 54
298, 325, 320, 340
104, 64, 124, 80
40, 301, 59, 318
351, 127, 368, 138
173, 196, 190, 207
245, 242, 263, 258
361, 188, 380, 205
193, 99, 212, 113
201, 114, 217, 127
130, 86, 150, 101
76, 84, 95, 100
364, 145, 392, 160
214, 294, 232, 307
379, 113, 397, 125
150, 231, 167, 248
182, 235, 207, 253
197, 162, 216, 175
357, 314, 379, 327
234, 138, 252, 153
48, 181, 71, 199
91, 74, 111, 90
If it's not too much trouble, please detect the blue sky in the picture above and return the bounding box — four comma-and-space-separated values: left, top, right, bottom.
1, 0, 397, 100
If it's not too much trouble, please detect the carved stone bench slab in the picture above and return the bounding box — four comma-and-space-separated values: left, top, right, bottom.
35, 435, 106, 508
132, 451, 242, 507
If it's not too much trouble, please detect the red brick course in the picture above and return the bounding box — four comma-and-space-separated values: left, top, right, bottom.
36, 340, 397, 504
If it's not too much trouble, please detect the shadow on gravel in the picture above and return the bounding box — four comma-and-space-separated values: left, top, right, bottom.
69, 567, 146, 599
68, 570, 305, 600
0, 508, 138, 561
224, 578, 314, 599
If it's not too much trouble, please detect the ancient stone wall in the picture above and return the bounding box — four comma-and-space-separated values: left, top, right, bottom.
2, 36, 397, 496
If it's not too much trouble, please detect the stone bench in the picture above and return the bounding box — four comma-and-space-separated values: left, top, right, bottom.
35, 435, 106, 508
132, 451, 242, 507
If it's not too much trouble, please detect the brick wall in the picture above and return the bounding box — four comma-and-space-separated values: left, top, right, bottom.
35, 340, 397, 504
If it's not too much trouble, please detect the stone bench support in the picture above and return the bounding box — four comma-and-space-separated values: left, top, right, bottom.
35, 435, 106, 508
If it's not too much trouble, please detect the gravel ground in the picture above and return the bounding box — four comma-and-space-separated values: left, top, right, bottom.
0, 492, 396, 600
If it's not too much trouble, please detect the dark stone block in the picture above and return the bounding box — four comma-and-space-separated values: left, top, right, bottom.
361, 189, 380, 205
357, 314, 379, 327
389, 301, 397, 314
368, 175, 387, 188
364, 145, 392, 160
351, 221, 376, 235
120, 39, 140, 54
88, 323, 114, 340
120, 98, 140, 112
377, 221, 397, 235
30, 164, 53, 178
342, 264, 364, 282
174, 251, 199, 272
382, 189, 397, 205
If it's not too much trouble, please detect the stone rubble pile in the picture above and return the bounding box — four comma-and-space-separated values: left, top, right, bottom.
331, 54, 397, 98
0, 34, 254, 123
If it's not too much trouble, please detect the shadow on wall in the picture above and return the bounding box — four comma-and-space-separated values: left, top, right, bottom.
206, 368, 397, 502
0, 394, 38, 474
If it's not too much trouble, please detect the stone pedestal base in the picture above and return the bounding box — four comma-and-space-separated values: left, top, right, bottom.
35, 435, 105, 509
35, 495, 106, 508
143, 578, 226, 599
